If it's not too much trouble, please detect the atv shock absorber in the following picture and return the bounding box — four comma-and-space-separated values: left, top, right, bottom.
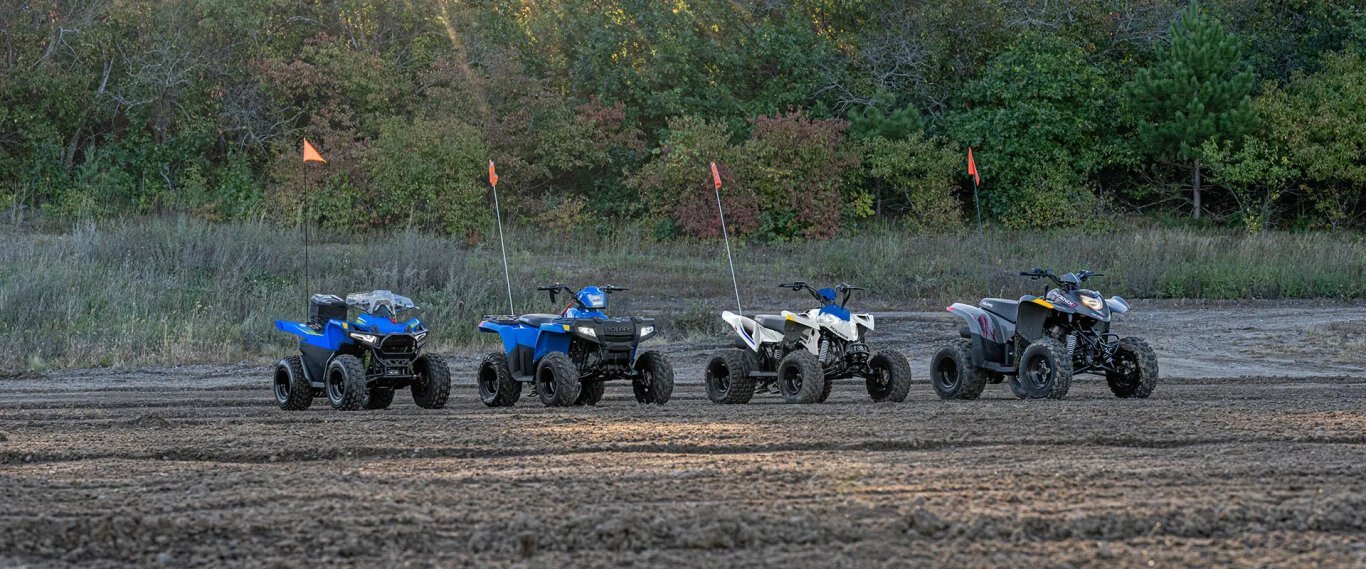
1065, 333, 1077, 356
818, 335, 830, 364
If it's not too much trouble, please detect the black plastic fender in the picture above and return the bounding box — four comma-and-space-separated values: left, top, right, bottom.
945, 303, 1014, 370
1016, 297, 1056, 343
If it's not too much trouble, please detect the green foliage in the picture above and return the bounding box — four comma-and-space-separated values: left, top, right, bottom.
1129, 4, 1257, 163
859, 136, 962, 230
1200, 136, 1297, 232
630, 113, 856, 241
1260, 49, 1366, 228
948, 35, 1120, 228
849, 98, 922, 142
0, 0, 1361, 234
365, 117, 489, 236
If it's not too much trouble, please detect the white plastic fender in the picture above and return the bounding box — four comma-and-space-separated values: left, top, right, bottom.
779, 310, 822, 354
721, 311, 784, 352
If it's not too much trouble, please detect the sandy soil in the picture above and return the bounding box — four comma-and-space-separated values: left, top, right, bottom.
1, 303, 1363, 567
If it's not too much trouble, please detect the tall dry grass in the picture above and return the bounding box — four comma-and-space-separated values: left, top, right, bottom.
0, 219, 1361, 369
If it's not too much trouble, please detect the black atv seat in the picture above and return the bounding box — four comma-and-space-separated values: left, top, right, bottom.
755, 314, 787, 331
517, 314, 561, 328
980, 298, 1020, 322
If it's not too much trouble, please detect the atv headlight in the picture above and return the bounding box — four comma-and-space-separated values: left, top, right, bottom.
576, 326, 597, 339
639, 325, 655, 338
414, 332, 428, 346
1081, 296, 1104, 311
349, 332, 378, 345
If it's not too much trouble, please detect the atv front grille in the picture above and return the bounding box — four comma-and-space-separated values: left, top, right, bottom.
379, 335, 417, 357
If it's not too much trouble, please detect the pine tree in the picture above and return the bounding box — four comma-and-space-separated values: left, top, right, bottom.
1129, 2, 1256, 218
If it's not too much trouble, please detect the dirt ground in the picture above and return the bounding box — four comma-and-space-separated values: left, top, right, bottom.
1, 302, 1363, 567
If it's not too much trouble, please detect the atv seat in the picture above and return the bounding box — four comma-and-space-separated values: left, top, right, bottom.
980, 298, 1020, 322
517, 314, 561, 328
755, 314, 788, 331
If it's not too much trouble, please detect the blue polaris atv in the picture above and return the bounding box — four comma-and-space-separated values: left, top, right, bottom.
476, 284, 674, 407
273, 290, 451, 411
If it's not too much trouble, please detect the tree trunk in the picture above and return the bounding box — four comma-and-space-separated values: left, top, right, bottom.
1192, 160, 1202, 219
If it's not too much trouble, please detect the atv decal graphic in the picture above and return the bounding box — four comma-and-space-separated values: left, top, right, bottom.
977, 314, 995, 342
1046, 289, 1078, 308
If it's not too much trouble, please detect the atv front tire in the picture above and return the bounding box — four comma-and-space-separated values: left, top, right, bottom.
1107, 337, 1158, 398
274, 356, 313, 411
411, 354, 451, 409
478, 352, 523, 407
536, 352, 581, 407
364, 388, 394, 410
633, 350, 674, 405
1010, 337, 1072, 400
575, 381, 606, 406
705, 350, 756, 404
866, 350, 913, 402
326, 355, 368, 410
777, 350, 825, 404
930, 340, 988, 400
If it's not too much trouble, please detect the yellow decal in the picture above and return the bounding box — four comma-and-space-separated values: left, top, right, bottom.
1032, 298, 1055, 309
785, 314, 797, 321
562, 324, 571, 331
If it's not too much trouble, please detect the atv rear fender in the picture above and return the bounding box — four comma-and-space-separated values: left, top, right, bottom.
478, 319, 572, 362
946, 303, 1014, 370
722, 311, 782, 352
275, 319, 350, 351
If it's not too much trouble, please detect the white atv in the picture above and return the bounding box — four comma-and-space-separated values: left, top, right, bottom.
704, 282, 912, 404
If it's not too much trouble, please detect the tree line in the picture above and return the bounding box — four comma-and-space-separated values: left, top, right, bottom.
1, 0, 1362, 238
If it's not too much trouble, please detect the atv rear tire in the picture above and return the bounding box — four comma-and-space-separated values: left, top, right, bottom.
1107, 337, 1158, 398
478, 352, 522, 407
1010, 337, 1072, 400
866, 350, 912, 402
326, 355, 368, 410
535, 352, 581, 407
705, 350, 756, 404
274, 356, 313, 411
411, 354, 451, 409
633, 350, 674, 405
777, 350, 825, 404
363, 388, 394, 410
575, 381, 606, 406
930, 340, 988, 400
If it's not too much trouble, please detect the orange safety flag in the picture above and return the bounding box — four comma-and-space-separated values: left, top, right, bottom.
711, 161, 722, 190
302, 138, 327, 163
489, 160, 499, 187
967, 147, 980, 186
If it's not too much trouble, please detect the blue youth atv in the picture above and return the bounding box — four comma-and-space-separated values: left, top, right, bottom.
273, 290, 451, 411
476, 284, 674, 407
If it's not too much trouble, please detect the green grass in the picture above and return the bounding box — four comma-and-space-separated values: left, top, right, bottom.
1, 219, 1362, 370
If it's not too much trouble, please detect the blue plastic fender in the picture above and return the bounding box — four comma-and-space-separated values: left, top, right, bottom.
274, 319, 351, 351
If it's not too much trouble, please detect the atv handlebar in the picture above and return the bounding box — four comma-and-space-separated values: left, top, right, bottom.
1019, 269, 1104, 292
778, 281, 862, 307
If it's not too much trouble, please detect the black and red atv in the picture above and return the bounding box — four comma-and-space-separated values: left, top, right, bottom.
932, 268, 1158, 400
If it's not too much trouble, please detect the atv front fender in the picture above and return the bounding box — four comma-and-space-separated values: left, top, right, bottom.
534, 323, 573, 362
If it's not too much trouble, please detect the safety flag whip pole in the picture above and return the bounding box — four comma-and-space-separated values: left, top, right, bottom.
711, 162, 743, 316
967, 147, 990, 296
301, 138, 327, 294
489, 160, 514, 314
